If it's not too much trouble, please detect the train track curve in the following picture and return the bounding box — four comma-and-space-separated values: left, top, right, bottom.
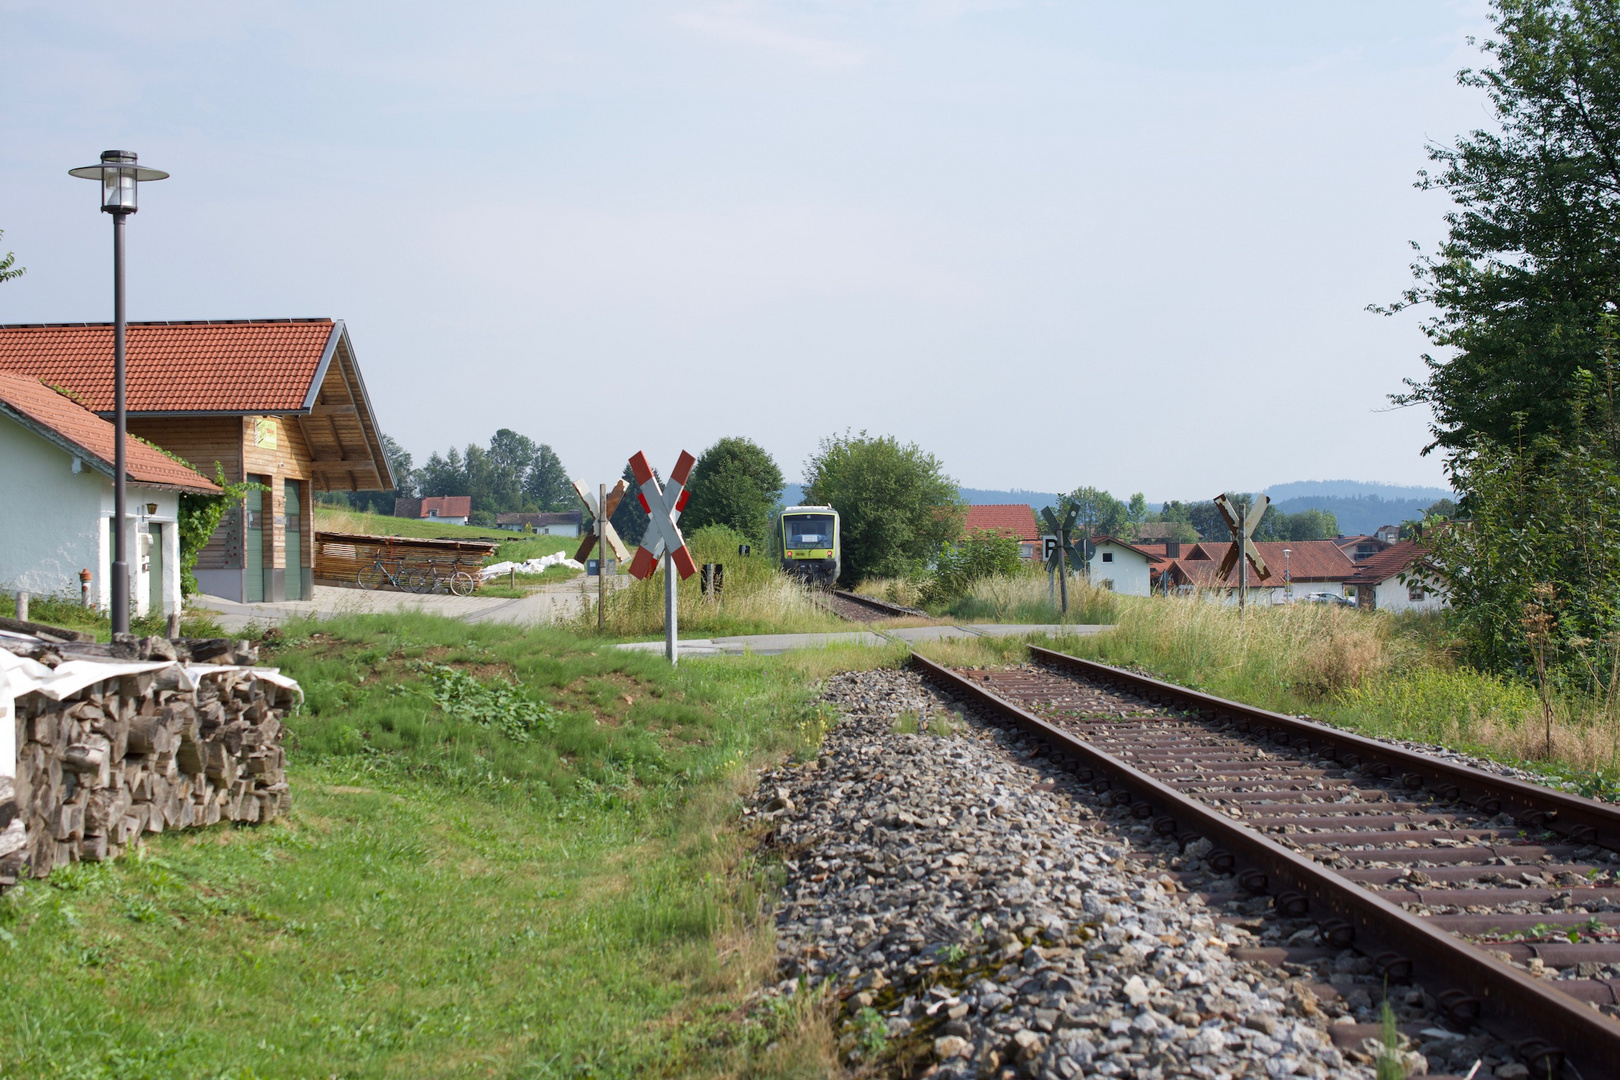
912, 645, 1620, 1080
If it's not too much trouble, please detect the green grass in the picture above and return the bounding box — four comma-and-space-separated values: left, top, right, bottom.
7, 591, 226, 643
314, 509, 578, 565
0, 613, 901, 1079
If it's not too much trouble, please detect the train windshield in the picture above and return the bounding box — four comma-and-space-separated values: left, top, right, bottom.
784, 515, 834, 549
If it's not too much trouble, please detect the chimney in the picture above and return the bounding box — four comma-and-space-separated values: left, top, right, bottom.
1167, 540, 1181, 558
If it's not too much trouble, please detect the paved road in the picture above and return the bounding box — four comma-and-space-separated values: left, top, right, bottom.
192, 576, 616, 633
613, 623, 1111, 657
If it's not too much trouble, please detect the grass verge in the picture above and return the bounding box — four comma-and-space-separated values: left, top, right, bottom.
7, 591, 226, 643
0, 612, 905, 1078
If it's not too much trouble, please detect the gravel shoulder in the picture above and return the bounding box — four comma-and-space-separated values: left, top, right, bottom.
747, 667, 1512, 1079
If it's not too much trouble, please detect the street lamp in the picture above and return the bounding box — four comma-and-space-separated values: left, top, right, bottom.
69, 151, 169, 635
1283, 547, 1292, 602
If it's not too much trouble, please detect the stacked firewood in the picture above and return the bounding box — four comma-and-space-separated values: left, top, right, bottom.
0, 636, 295, 888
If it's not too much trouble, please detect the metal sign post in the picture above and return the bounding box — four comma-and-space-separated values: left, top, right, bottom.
1040, 506, 1087, 617
574, 478, 630, 631
1213, 493, 1271, 616
627, 450, 697, 665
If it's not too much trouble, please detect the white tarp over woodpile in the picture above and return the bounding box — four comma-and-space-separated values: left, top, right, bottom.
480, 552, 584, 580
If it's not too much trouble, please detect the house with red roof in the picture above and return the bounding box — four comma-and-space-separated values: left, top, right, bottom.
1345, 541, 1446, 612
0, 319, 392, 604
1085, 536, 1164, 596
0, 372, 220, 617
395, 496, 472, 528
964, 504, 1041, 560
1156, 539, 1357, 603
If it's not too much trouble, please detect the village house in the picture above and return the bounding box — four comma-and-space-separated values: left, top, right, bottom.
1155, 539, 1357, 603
395, 496, 472, 528
0, 372, 220, 616
1085, 537, 1161, 596
1345, 541, 1446, 613
964, 504, 1041, 560
495, 511, 582, 536
0, 319, 393, 604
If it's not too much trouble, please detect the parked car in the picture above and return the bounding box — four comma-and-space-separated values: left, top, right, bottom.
1299, 591, 1355, 607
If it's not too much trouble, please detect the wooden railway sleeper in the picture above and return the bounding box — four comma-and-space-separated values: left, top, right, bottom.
916, 650, 1620, 1080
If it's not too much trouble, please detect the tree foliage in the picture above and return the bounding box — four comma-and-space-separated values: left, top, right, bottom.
611, 462, 650, 546
1427, 418, 1620, 680
803, 431, 962, 582
0, 230, 23, 286
921, 528, 1024, 605
414, 429, 572, 517
681, 437, 784, 547
1385, 0, 1620, 455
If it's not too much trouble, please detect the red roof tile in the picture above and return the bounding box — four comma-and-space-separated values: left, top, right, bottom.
1173, 540, 1355, 583
0, 319, 337, 413
964, 504, 1039, 541
1345, 540, 1428, 585
0, 372, 220, 492
420, 496, 471, 518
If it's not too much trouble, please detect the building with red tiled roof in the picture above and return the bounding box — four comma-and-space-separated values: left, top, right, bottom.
0, 373, 219, 617
1345, 541, 1446, 612
964, 504, 1040, 560
0, 319, 392, 603
395, 496, 473, 527
1157, 539, 1357, 603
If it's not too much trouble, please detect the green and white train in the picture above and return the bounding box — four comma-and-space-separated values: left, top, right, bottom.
779, 505, 841, 585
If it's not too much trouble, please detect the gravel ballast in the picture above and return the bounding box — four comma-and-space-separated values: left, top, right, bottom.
749, 667, 1513, 1079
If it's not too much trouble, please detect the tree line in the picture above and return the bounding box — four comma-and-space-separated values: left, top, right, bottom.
321, 429, 572, 526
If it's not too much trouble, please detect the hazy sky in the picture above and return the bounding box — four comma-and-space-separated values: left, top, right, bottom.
1, 1, 1493, 499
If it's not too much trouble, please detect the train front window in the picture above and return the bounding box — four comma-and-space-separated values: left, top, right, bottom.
785, 515, 834, 549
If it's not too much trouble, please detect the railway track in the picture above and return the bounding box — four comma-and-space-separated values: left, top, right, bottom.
914, 645, 1620, 1080
820, 588, 927, 623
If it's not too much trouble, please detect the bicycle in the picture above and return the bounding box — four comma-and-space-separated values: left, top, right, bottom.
356, 553, 426, 592
420, 558, 477, 597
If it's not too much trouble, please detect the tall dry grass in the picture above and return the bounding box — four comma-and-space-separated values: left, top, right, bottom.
566, 525, 844, 638
856, 571, 1119, 625
1060, 591, 1620, 786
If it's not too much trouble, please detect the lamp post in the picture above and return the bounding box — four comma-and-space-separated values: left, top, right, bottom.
69, 151, 169, 635
1283, 547, 1292, 603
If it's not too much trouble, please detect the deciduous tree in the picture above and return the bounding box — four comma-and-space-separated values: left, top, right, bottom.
681, 437, 784, 547
804, 431, 962, 582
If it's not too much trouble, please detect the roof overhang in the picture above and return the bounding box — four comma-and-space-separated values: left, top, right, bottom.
0, 402, 219, 494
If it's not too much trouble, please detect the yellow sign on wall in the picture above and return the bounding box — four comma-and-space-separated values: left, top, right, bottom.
254, 417, 278, 449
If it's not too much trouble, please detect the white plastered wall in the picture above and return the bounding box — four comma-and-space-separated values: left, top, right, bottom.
0, 416, 105, 600
1087, 544, 1153, 596
97, 487, 181, 618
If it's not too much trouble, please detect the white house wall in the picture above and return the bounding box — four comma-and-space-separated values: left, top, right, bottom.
1370, 576, 1448, 615
0, 415, 104, 600
1088, 544, 1152, 596
97, 487, 181, 618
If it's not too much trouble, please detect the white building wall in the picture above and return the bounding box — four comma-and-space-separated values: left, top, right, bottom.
1370, 575, 1448, 614
0, 416, 105, 600
1088, 543, 1153, 596
97, 486, 181, 618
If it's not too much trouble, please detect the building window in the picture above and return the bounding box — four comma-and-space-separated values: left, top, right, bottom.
428, 509, 439, 518
1102, 552, 1114, 563
1408, 583, 1426, 602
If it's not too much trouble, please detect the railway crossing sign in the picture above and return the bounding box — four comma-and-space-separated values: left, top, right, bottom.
1040, 505, 1091, 615
1213, 493, 1271, 614
627, 450, 698, 665
573, 478, 630, 566
627, 450, 698, 581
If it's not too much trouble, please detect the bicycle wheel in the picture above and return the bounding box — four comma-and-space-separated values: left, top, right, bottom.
357, 563, 385, 590
449, 571, 476, 596
402, 567, 432, 593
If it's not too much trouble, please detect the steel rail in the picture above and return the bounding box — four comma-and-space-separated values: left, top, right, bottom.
909, 649, 1620, 1080
1028, 646, 1620, 850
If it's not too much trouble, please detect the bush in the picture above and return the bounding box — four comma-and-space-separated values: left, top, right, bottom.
920, 529, 1023, 605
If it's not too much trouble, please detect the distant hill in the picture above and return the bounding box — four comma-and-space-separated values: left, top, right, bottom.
1269, 494, 1439, 536
1265, 479, 1451, 502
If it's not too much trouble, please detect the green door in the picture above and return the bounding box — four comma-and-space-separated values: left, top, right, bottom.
148, 523, 164, 615
244, 479, 266, 603
285, 480, 302, 600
